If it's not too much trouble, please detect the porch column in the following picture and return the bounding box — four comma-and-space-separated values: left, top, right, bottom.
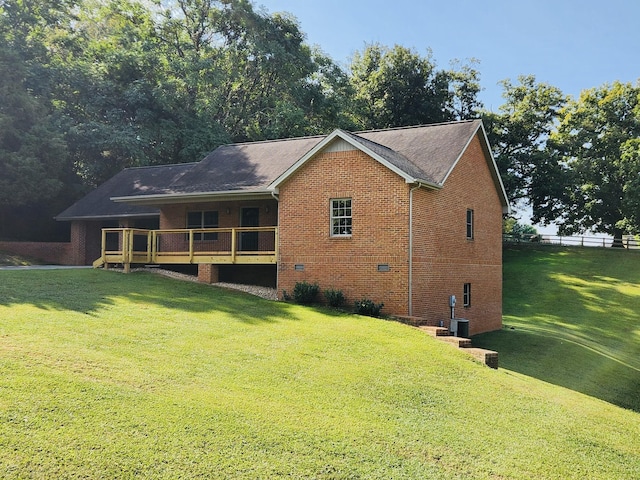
198, 264, 219, 284
70, 221, 88, 265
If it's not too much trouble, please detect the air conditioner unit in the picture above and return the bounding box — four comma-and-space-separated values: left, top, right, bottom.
450, 318, 470, 338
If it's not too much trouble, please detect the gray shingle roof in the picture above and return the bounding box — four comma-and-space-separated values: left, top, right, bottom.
55, 163, 195, 220
57, 120, 506, 221
356, 119, 482, 185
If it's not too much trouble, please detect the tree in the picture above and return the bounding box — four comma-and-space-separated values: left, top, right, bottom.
0, 48, 66, 209
482, 75, 567, 207
0, 0, 77, 239
541, 81, 640, 245
347, 44, 481, 129
503, 218, 538, 240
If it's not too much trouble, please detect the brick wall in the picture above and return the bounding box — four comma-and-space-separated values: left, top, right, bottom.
160, 200, 278, 230
277, 134, 503, 335
69, 220, 104, 265
0, 240, 74, 265
411, 135, 503, 335
278, 148, 411, 314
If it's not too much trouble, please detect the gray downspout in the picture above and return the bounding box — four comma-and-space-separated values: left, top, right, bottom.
271, 191, 280, 296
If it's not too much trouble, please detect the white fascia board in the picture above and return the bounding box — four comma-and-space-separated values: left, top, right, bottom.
478, 122, 511, 214
270, 129, 417, 188
111, 189, 274, 206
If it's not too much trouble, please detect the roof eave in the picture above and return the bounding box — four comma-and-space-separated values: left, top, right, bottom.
409, 178, 442, 190
55, 212, 160, 222
111, 189, 275, 206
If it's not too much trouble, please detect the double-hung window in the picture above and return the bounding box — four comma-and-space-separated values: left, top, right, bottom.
331, 198, 352, 237
187, 211, 218, 241
466, 209, 474, 240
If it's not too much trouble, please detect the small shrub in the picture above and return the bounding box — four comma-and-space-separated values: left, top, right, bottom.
324, 288, 345, 308
293, 281, 320, 304
281, 290, 291, 301
354, 298, 384, 317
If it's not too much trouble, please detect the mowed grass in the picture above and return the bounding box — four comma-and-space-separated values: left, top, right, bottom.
1, 269, 639, 479
475, 246, 640, 412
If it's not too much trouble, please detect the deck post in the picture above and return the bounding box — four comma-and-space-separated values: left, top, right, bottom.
231, 228, 237, 263
101, 228, 108, 269
151, 230, 158, 263
146, 230, 152, 263
189, 230, 194, 263
123, 228, 131, 273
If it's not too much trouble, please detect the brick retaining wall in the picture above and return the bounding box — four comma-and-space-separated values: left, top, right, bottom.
0, 241, 74, 265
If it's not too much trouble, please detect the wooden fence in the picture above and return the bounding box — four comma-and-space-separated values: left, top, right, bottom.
503, 234, 639, 249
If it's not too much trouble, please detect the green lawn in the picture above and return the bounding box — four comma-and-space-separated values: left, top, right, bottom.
475, 246, 640, 412
1, 268, 639, 479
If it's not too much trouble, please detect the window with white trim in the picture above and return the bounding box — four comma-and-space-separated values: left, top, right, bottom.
466, 209, 474, 240
463, 283, 471, 307
187, 211, 218, 240
331, 198, 352, 237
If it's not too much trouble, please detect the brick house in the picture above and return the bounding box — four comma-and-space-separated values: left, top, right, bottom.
57, 120, 509, 334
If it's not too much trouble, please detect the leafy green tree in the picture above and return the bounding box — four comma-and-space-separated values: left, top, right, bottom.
503, 218, 538, 240
542, 81, 640, 244
482, 75, 567, 206
0, 49, 66, 208
348, 44, 481, 129
0, 0, 77, 239
155, 0, 347, 143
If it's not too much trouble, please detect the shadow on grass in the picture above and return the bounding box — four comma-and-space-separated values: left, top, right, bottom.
474, 246, 640, 412
474, 327, 640, 412
0, 269, 297, 325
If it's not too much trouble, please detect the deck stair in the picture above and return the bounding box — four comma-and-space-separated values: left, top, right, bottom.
395, 320, 499, 368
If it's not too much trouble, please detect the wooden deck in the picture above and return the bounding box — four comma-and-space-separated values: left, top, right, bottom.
93, 227, 278, 270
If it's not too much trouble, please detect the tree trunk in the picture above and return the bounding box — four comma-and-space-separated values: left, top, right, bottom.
611, 228, 625, 248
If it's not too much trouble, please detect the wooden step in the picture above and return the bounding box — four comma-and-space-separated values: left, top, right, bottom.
463, 348, 499, 369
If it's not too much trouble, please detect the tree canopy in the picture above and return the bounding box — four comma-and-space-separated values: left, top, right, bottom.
2, 0, 639, 243
541, 81, 640, 243
348, 44, 481, 129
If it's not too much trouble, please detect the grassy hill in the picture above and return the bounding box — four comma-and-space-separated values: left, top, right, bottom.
0, 260, 639, 479
475, 245, 640, 412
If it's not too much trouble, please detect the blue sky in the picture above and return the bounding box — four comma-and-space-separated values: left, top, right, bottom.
257, 0, 639, 233
257, 0, 640, 112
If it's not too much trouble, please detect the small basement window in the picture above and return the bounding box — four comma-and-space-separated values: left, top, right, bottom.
331, 198, 352, 237
463, 283, 471, 307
